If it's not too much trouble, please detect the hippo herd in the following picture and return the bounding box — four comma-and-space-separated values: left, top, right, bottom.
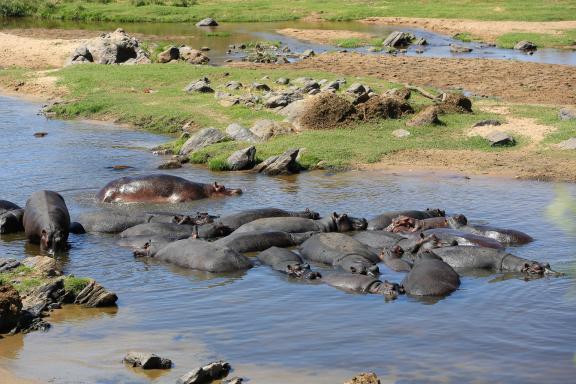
1, 173, 562, 300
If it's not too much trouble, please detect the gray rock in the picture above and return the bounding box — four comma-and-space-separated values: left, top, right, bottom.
0, 257, 20, 272
196, 18, 219, 27
184, 80, 214, 93
264, 92, 302, 109
227, 146, 256, 170
392, 129, 411, 138
252, 83, 271, 91
226, 81, 243, 90
486, 131, 515, 147
384, 87, 411, 100
413, 37, 428, 45
180, 128, 228, 155
226, 123, 260, 143
158, 46, 180, 63
346, 83, 366, 95
383, 31, 413, 47
123, 352, 172, 370
158, 160, 182, 170
407, 106, 442, 127
473, 119, 502, 127
514, 40, 537, 51
251, 120, 293, 140
302, 81, 320, 93
450, 45, 473, 53
322, 81, 340, 91
276, 78, 290, 85
177, 361, 231, 384
74, 280, 118, 307
558, 138, 576, 150
253, 148, 301, 176
179, 47, 210, 65
301, 49, 315, 58
559, 107, 576, 121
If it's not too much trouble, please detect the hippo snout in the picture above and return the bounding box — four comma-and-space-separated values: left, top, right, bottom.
227, 188, 242, 196
352, 217, 368, 230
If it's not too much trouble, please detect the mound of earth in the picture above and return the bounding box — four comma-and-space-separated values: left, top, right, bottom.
356, 96, 413, 120
440, 93, 473, 113
296, 93, 356, 130
0, 284, 22, 333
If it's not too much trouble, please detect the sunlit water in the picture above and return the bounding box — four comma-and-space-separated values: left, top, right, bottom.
1, 95, 576, 383
1, 19, 575, 66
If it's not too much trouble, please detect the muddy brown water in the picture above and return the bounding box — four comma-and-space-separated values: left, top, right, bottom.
1, 94, 576, 383
1, 18, 575, 66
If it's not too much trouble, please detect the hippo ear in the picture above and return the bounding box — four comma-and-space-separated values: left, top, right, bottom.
331, 212, 339, 220
419, 233, 425, 239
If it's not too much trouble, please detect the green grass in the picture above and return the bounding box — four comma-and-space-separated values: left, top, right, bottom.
2, 0, 576, 22
0, 265, 42, 294
453, 32, 475, 43
205, 31, 231, 38
335, 38, 366, 48
63, 276, 91, 296
509, 104, 576, 146
496, 30, 576, 49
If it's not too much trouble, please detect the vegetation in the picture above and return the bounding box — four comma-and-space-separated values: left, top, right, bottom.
0, 264, 90, 295
63, 276, 91, 296
496, 30, 576, 49
453, 33, 475, 43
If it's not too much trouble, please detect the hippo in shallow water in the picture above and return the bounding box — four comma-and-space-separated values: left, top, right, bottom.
215, 231, 315, 253
421, 228, 504, 249
401, 254, 461, 297
120, 221, 229, 240
447, 214, 533, 246
145, 211, 218, 226
153, 239, 253, 273
233, 212, 367, 234
78, 211, 147, 233
299, 233, 380, 276
367, 209, 445, 230
122, 235, 181, 257
322, 273, 403, 299
96, 174, 242, 203
218, 208, 320, 231
385, 215, 449, 233
427, 246, 559, 276
353, 230, 452, 256
258, 247, 321, 279
0, 208, 25, 234
380, 246, 412, 272
23, 191, 70, 253
0, 200, 21, 215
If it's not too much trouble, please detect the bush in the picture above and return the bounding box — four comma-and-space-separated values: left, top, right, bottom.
0, 0, 38, 17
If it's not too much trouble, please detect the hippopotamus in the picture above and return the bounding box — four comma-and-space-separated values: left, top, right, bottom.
380, 246, 412, 272
299, 233, 380, 276
233, 212, 367, 234
120, 221, 229, 240
322, 273, 404, 299
121, 236, 179, 258
23, 191, 70, 253
258, 247, 321, 279
353, 230, 404, 252
215, 231, 315, 253
421, 228, 504, 249
0, 208, 25, 234
401, 254, 460, 296
96, 174, 242, 203
69, 222, 86, 234
427, 246, 559, 276
367, 209, 445, 230
218, 208, 320, 231
153, 239, 253, 273
385, 215, 449, 233
145, 211, 218, 226
0, 200, 21, 215
78, 211, 147, 233
353, 230, 452, 255
447, 214, 533, 246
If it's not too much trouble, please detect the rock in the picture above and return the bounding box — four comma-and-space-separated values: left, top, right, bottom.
252, 83, 271, 91
218, 95, 241, 107
440, 93, 473, 113
264, 91, 303, 109
383, 31, 412, 47
22, 278, 65, 317
179, 47, 210, 65
322, 80, 340, 91
200, 47, 210, 52
559, 107, 576, 121
67, 29, 150, 66
344, 372, 380, 384
276, 78, 290, 85
251, 120, 293, 140
22, 256, 58, 277
179, 128, 228, 155
557, 138, 576, 150
158, 160, 182, 169
177, 361, 231, 384
384, 87, 411, 100
196, 18, 218, 27
346, 83, 366, 95
153, 149, 174, 156
227, 146, 256, 171
253, 148, 302, 176
302, 81, 320, 93
357, 96, 413, 120
0, 284, 22, 333
473, 119, 501, 127
226, 81, 243, 90
74, 279, 118, 307
351, 92, 371, 106
406, 105, 442, 127
295, 93, 356, 130
301, 49, 315, 58
392, 129, 411, 138
413, 37, 428, 45
0, 258, 20, 273
226, 123, 261, 143
485, 131, 515, 147
184, 80, 214, 93
514, 40, 537, 51
158, 46, 180, 63
123, 351, 172, 370
450, 45, 473, 53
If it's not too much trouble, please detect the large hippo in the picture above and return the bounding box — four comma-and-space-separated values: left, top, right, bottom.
0, 200, 21, 215
367, 209, 445, 230
421, 228, 504, 249
233, 212, 367, 234
23, 191, 70, 252
427, 246, 559, 276
299, 233, 380, 276
78, 211, 147, 233
353, 230, 452, 255
218, 208, 320, 231
145, 211, 217, 226
153, 239, 253, 273
96, 174, 242, 203
380, 246, 412, 272
0, 208, 25, 234
401, 254, 460, 296
215, 231, 315, 253
385, 215, 449, 233
120, 221, 229, 240
322, 273, 403, 299
122, 236, 180, 258
258, 247, 321, 279
447, 214, 533, 246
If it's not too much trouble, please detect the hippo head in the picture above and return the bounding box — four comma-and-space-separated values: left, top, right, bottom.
380, 245, 404, 261
304, 208, 321, 220
521, 262, 563, 277
285, 263, 322, 280
370, 280, 405, 299
331, 212, 368, 232
426, 208, 446, 217
348, 264, 379, 277
385, 215, 417, 233
448, 214, 468, 227
40, 229, 67, 253
173, 212, 217, 226
133, 241, 152, 258
210, 182, 242, 197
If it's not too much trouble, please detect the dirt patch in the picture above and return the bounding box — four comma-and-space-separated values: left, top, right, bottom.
0, 70, 67, 101
252, 52, 576, 105
357, 96, 413, 120
277, 28, 374, 45
360, 17, 576, 43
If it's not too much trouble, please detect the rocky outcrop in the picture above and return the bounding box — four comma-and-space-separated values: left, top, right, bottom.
22, 256, 59, 277
74, 280, 118, 307
180, 128, 228, 155
406, 105, 442, 127
123, 351, 172, 370
253, 148, 302, 176
0, 258, 20, 272
67, 29, 151, 66
0, 284, 22, 333
383, 31, 413, 47
226, 146, 256, 171
177, 361, 231, 384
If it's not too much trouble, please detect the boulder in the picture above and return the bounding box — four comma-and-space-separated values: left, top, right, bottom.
0, 258, 20, 273
322, 80, 340, 92
450, 45, 473, 53
180, 128, 228, 155
392, 129, 411, 138
22, 256, 58, 277
383, 31, 413, 47
485, 131, 516, 147
123, 351, 172, 370
74, 280, 118, 307
406, 105, 442, 127
227, 146, 256, 171
559, 107, 576, 121
264, 91, 302, 109
473, 119, 501, 127
251, 120, 293, 140
346, 83, 367, 95
226, 81, 243, 90
226, 123, 261, 143
196, 18, 219, 27
158, 160, 182, 169
253, 148, 302, 176
514, 40, 537, 51
294, 93, 356, 130
301, 49, 315, 58
184, 79, 214, 93
344, 372, 380, 384
413, 37, 428, 45
357, 96, 413, 120
22, 279, 65, 317
384, 87, 411, 100
252, 83, 271, 91
177, 361, 231, 384
179, 47, 210, 65
557, 138, 576, 150
0, 284, 22, 333
440, 93, 472, 113
157, 46, 180, 63
276, 77, 290, 85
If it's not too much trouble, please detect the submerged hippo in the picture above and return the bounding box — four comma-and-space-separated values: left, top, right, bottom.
0, 200, 21, 215
123, 236, 180, 258
145, 211, 218, 226
447, 214, 533, 246
215, 231, 315, 253
153, 239, 253, 273
367, 209, 445, 230
219, 208, 320, 231
421, 228, 504, 249
78, 211, 147, 233
233, 212, 367, 234
299, 233, 380, 276
385, 215, 449, 233
120, 221, 229, 240
0, 208, 24, 234
258, 247, 321, 279
428, 246, 558, 276
322, 273, 403, 299
23, 191, 70, 252
380, 246, 412, 272
401, 254, 461, 297
96, 174, 242, 203
353, 230, 452, 256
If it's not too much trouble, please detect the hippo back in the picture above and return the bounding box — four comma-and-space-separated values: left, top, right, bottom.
78, 211, 147, 233
120, 222, 194, 238
220, 208, 319, 231
234, 217, 318, 234
368, 210, 444, 230
402, 258, 460, 296
0, 200, 21, 215
323, 273, 379, 293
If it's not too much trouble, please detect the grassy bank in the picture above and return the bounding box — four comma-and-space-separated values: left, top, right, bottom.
1, 0, 575, 22
496, 30, 576, 49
